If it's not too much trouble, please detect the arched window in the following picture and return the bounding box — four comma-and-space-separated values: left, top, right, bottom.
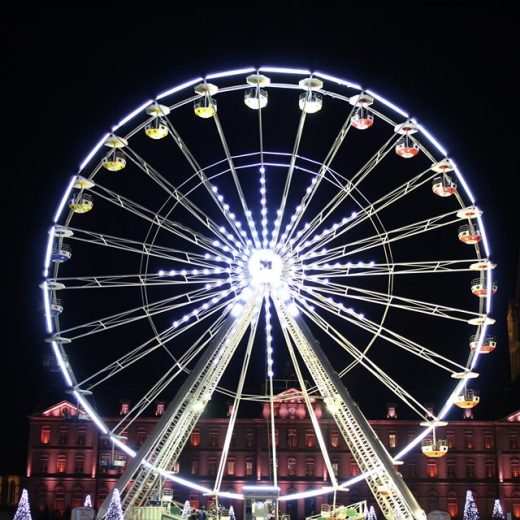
71, 485, 83, 508
36, 484, 48, 512
447, 490, 457, 518
54, 486, 65, 513
427, 489, 438, 512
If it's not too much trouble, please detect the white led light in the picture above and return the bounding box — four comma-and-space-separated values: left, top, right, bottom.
74, 391, 108, 434
259, 66, 311, 75
156, 77, 204, 100
206, 67, 256, 80
42, 282, 53, 333
51, 341, 73, 387
111, 436, 137, 457
44, 226, 55, 274
365, 89, 409, 119
79, 132, 110, 171
112, 99, 153, 131
53, 176, 77, 223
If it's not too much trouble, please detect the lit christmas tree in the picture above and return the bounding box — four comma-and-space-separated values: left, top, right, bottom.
229, 506, 236, 520
13, 489, 32, 520
180, 501, 191, 520
491, 500, 505, 520
463, 490, 479, 520
84, 495, 92, 508
367, 505, 377, 520
106, 489, 124, 520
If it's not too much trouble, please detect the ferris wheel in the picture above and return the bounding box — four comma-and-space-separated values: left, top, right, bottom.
41, 66, 496, 520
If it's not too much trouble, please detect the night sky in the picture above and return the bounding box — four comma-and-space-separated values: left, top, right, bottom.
1, 3, 517, 474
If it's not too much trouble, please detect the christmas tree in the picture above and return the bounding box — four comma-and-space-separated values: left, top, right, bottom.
229, 506, 235, 520
106, 489, 124, 520
491, 500, 505, 520
13, 489, 32, 520
180, 500, 191, 520
84, 495, 92, 508
463, 490, 479, 520
367, 505, 377, 520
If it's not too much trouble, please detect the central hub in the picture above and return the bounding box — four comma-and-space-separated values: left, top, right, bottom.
248, 249, 283, 286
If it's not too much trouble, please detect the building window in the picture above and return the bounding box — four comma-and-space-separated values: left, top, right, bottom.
36, 485, 47, 512
483, 431, 493, 449
38, 455, 49, 473
305, 457, 315, 476
208, 458, 217, 476
98, 488, 109, 507
447, 491, 458, 518
155, 402, 165, 416
330, 431, 340, 448
287, 429, 298, 448
136, 427, 147, 446
511, 458, 520, 479
408, 459, 417, 478
245, 459, 254, 476
288, 457, 296, 476
209, 429, 219, 448
191, 459, 199, 475
54, 486, 65, 512
427, 460, 437, 478
485, 459, 495, 478
427, 491, 439, 512
513, 495, 520, 519
510, 432, 519, 449
408, 430, 416, 442
74, 454, 85, 474
389, 432, 397, 448
305, 431, 316, 448
349, 459, 359, 477
120, 402, 129, 415
58, 426, 68, 445
447, 459, 456, 478
226, 459, 235, 476
56, 454, 67, 473
446, 430, 455, 449
245, 430, 255, 448
76, 426, 86, 445
466, 459, 475, 478
40, 426, 51, 445
332, 461, 339, 477
71, 486, 83, 508
190, 429, 200, 447
172, 462, 180, 474
465, 431, 474, 449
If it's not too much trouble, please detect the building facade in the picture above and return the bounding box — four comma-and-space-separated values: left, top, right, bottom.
26, 398, 520, 520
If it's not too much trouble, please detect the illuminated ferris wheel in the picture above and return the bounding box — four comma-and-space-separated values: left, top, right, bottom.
41, 66, 497, 520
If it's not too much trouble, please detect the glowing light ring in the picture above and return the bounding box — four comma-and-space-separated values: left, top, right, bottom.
42, 67, 495, 504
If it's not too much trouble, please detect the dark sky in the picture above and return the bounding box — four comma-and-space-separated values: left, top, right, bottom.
1, 3, 518, 474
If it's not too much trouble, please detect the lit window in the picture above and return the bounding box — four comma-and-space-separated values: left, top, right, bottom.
172, 462, 180, 474
389, 432, 397, 448
226, 459, 235, 476
483, 431, 493, 449
513, 495, 520, 518
465, 431, 474, 449
305, 457, 315, 476
190, 429, 200, 447
427, 460, 437, 478
287, 429, 298, 448
74, 455, 84, 474
209, 429, 219, 448
40, 426, 51, 445
56, 454, 67, 473
58, 426, 68, 445
511, 458, 520, 479
76, 426, 86, 446
447, 459, 456, 478
349, 459, 359, 477
208, 458, 217, 475
137, 427, 147, 446
245, 459, 254, 476
510, 432, 518, 449
155, 402, 165, 416
38, 455, 49, 473
191, 459, 199, 475
485, 459, 495, 478
332, 461, 339, 477
120, 402, 129, 415
305, 431, 316, 448
446, 430, 455, 449
330, 431, 339, 448
466, 459, 475, 478
245, 430, 255, 448
386, 405, 397, 419
447, 492, 458, 518
288, 457, 296, 476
